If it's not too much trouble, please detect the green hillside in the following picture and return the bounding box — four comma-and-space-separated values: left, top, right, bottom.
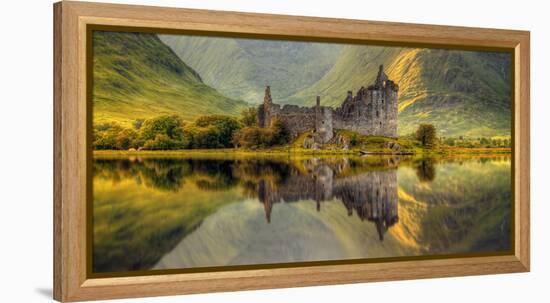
284, 46, 512, 137
93, 31, 247, 127
159, 34, 342, 104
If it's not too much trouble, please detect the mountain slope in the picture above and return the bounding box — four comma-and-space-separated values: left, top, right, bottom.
285, 45, 512, 137
93, 31, 247, 126
159, 34, 342, 104
283, 45, 404, 105
389, 49, 511, 137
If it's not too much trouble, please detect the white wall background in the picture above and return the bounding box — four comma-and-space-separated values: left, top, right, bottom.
0, 0, 547, 302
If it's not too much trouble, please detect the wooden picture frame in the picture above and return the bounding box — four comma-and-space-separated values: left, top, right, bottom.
53, 1, 530, 301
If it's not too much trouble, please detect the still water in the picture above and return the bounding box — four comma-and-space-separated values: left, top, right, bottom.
92, 155, 511, 274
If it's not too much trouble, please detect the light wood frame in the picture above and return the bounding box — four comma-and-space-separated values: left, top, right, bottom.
53, 1, 530, 301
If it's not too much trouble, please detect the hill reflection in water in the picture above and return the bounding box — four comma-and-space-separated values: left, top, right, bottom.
92, 155, 511, 273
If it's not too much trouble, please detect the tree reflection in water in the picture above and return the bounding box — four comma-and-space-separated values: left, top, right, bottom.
93, 155, 511, 274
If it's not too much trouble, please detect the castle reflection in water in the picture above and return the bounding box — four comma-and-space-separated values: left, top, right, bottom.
93, 154, 513, 273
255, 158, 399, 240
93, 156, 404, 242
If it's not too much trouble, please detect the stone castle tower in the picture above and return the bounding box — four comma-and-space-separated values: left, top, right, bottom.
258, 65, 398, 143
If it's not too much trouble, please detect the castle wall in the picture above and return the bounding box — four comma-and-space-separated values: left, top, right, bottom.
258, 65, 398, 143
262, 104, 317, 138
333, 86, 398, 138
315, 106, 333, 143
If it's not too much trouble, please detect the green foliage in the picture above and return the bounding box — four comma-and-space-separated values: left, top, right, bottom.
137, 115, 187, 150
416, 124, 437, 147
93, 114, 247, 150
231, 127, 271, 149
438, 136, 511, 148
349, 133, 360, 147
232, 117, 291, 148
444, 137, 456, 146
115, 128, 139, 150
94, 115, 187, 150
186, 125, 223, 148
140, 115, 184, 141
93, 123, 123, 150
269, 117, 291, 146
193, 115, 242, 148
240, 107, 258, 127
143, 134, 186, 150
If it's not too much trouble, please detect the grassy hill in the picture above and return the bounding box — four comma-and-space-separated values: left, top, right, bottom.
93, 31, 247, 127
284, 46, 512, 137
159, 34, 342, 104
95, 31, 512, 138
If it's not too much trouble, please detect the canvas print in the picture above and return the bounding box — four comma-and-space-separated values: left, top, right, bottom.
91, 29, 512, 275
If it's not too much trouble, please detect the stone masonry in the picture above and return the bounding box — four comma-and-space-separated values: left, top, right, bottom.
257, 65, 399, 143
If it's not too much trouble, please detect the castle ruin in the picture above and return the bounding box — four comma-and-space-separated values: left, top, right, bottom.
258, 65, 399, 143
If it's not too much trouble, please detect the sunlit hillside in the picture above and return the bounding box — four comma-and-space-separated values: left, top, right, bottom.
284, 46, 512, 137
93, 31, 247, 127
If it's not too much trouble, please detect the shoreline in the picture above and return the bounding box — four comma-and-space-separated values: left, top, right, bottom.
92, 147, 512, 158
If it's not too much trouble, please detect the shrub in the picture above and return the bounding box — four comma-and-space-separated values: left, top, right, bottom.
232, 127, 272, 148
349, 133, 360, 147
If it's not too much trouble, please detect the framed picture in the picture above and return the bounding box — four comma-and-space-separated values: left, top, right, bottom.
53, 1, 530, 302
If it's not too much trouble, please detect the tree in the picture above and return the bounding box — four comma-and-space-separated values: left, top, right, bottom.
269, 117, 290, 145
231, 126, 274, 148
444, 137, 456, 146
93, 122, 123, 150
140, 115, 184, 141
415, 124, 437, 147
232, 127, 262, 148
187, 125, 224, 148
139, 115, 186, 149
115, 128, 139, 150
143, 134, 186, 150
480, 137, 490, 146
240, 107, 258, 127
194, 115, 242, 147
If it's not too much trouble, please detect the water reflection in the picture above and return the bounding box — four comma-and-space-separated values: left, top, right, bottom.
254, 158, 399, 240
414, 158, 436, 182
92, 155, 511, 273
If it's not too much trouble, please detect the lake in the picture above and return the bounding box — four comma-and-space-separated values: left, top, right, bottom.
92, 154, 512, 274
